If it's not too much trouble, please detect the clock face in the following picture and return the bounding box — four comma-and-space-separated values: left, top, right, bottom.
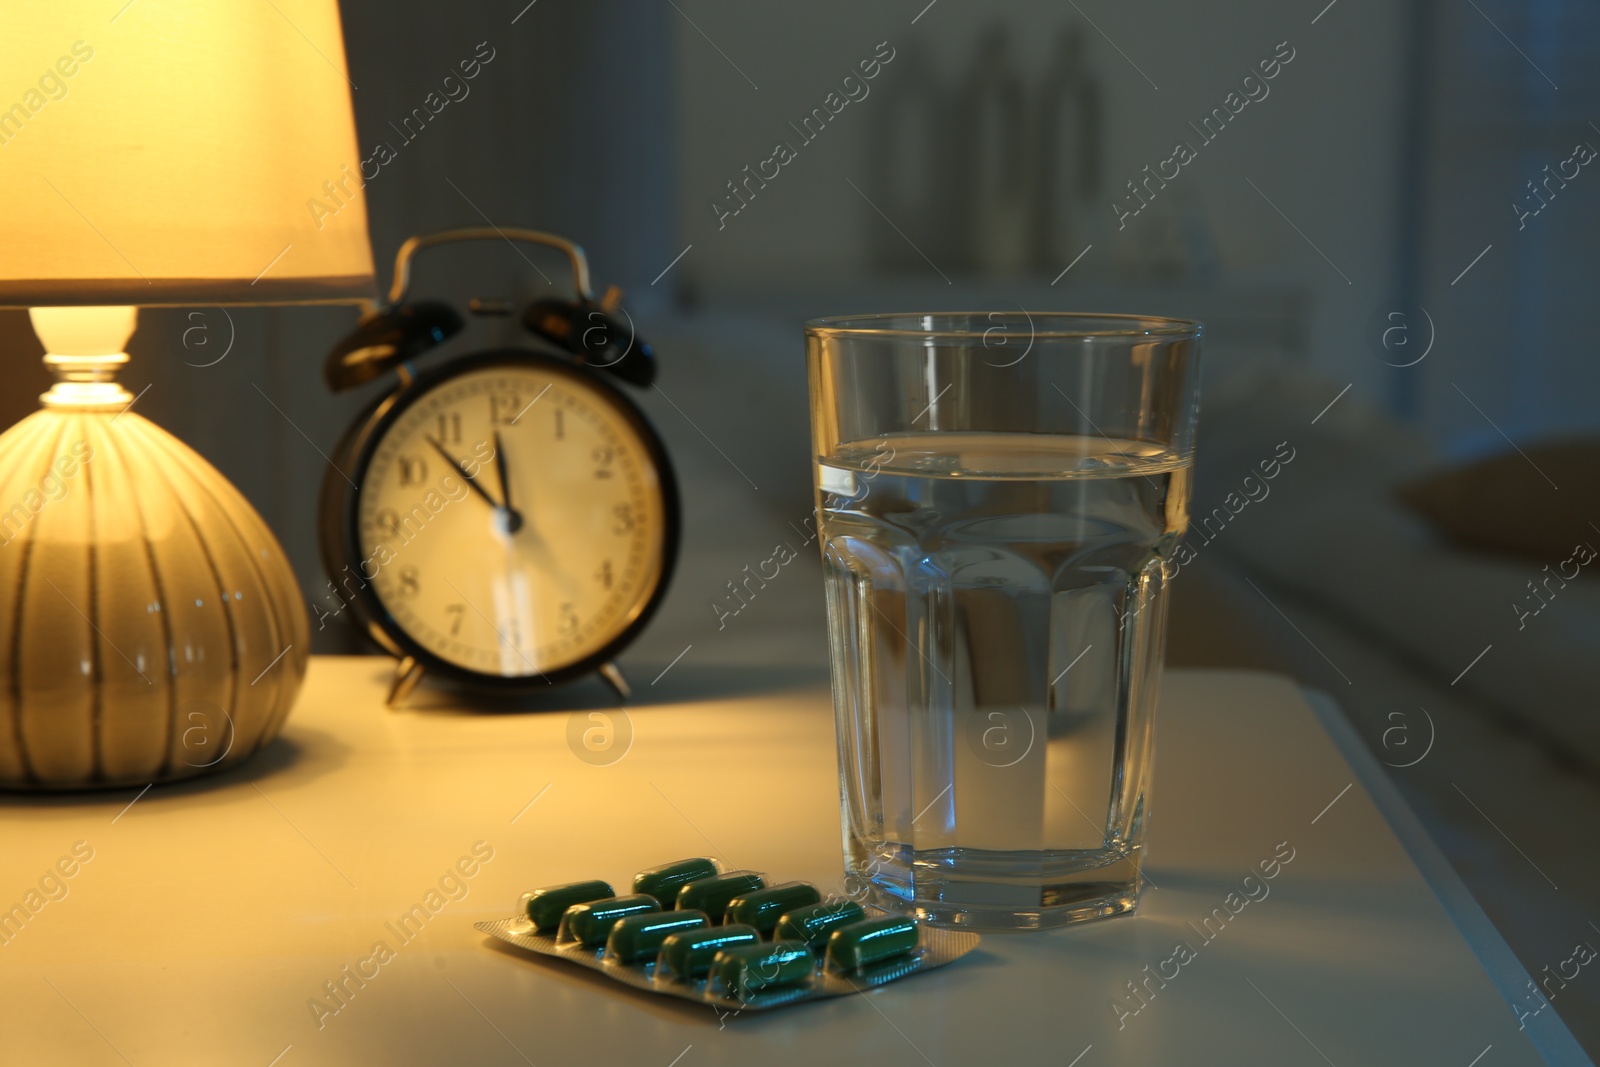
352, 359, 669, 679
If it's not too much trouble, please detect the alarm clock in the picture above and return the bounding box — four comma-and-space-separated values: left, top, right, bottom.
318, 228, 680, 706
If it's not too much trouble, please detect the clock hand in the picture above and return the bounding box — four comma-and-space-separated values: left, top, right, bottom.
426, 435, 501, 510
493, 430, 514, 513
490, 430, 525, 533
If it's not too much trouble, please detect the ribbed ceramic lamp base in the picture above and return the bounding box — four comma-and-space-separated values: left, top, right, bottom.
0, 406, 309, 789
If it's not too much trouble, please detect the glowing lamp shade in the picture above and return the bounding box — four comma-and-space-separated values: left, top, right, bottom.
0, 2, 374, 789
0, 1, 374, 305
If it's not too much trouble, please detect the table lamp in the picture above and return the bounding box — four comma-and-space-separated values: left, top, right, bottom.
0, 2, 375, 789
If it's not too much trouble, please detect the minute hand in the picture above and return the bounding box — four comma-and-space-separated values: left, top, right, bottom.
426, 436, 502, 509
493, 430, 514, 512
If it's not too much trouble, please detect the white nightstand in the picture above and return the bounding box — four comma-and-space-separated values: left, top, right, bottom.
0, 660, 1585, 1066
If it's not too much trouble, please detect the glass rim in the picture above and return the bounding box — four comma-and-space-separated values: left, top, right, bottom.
804, 311, 1204, 341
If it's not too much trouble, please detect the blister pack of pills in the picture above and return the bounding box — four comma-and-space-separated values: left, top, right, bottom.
475, 858, 981, 1012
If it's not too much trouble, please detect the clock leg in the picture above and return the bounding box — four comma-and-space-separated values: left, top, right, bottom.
387, 656, 427, 708
598, 662, 632, 702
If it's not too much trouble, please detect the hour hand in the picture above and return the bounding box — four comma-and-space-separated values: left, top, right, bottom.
426, 435, 500, 509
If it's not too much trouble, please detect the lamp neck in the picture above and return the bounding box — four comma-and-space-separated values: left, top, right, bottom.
31, 306, 137, 410
41, 354, 134, 409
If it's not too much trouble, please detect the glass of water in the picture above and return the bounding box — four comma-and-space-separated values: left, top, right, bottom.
805, 313, 1201, 930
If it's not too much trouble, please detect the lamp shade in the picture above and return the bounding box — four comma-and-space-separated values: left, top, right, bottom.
0, 0, 375, 306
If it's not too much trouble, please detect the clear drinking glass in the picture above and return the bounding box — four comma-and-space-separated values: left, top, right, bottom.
806, 313, 1201, 930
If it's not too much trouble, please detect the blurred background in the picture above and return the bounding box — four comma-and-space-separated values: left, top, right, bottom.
1, 0, 1595, 1050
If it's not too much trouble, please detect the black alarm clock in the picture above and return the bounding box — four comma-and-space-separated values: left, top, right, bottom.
318, 228, 680, 706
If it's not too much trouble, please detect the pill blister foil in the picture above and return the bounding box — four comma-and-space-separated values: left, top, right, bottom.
475, 910, 981, 1013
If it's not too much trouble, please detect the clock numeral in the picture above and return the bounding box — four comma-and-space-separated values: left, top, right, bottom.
436, 412, 462, 444
398, 455, 427, 486
445, 603, 465, 636
553, 408, 566, 440
592, 445, 614, 479
559, 602, 579, 637
489, 392, 523, 425
612, 503, 635, 535
501, 618, 522, 648
375, 508, 401, 538
595, 559, 613, 589
398, 566, 420, 599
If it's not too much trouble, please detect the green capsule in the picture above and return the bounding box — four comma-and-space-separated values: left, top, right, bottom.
655, 923, 761, 982
710, 940, 814, 998
520, 880, 615, 933
675, 872, 765, 921
724, 882, 821, 936
825, 916, 920, 973
632, 858, 718, 907
773, 899, 866, 951
605, 909, 711, 964
560, 894, 659, 946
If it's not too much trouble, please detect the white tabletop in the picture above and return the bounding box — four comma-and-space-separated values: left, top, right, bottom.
0, 658, 1585, 1066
